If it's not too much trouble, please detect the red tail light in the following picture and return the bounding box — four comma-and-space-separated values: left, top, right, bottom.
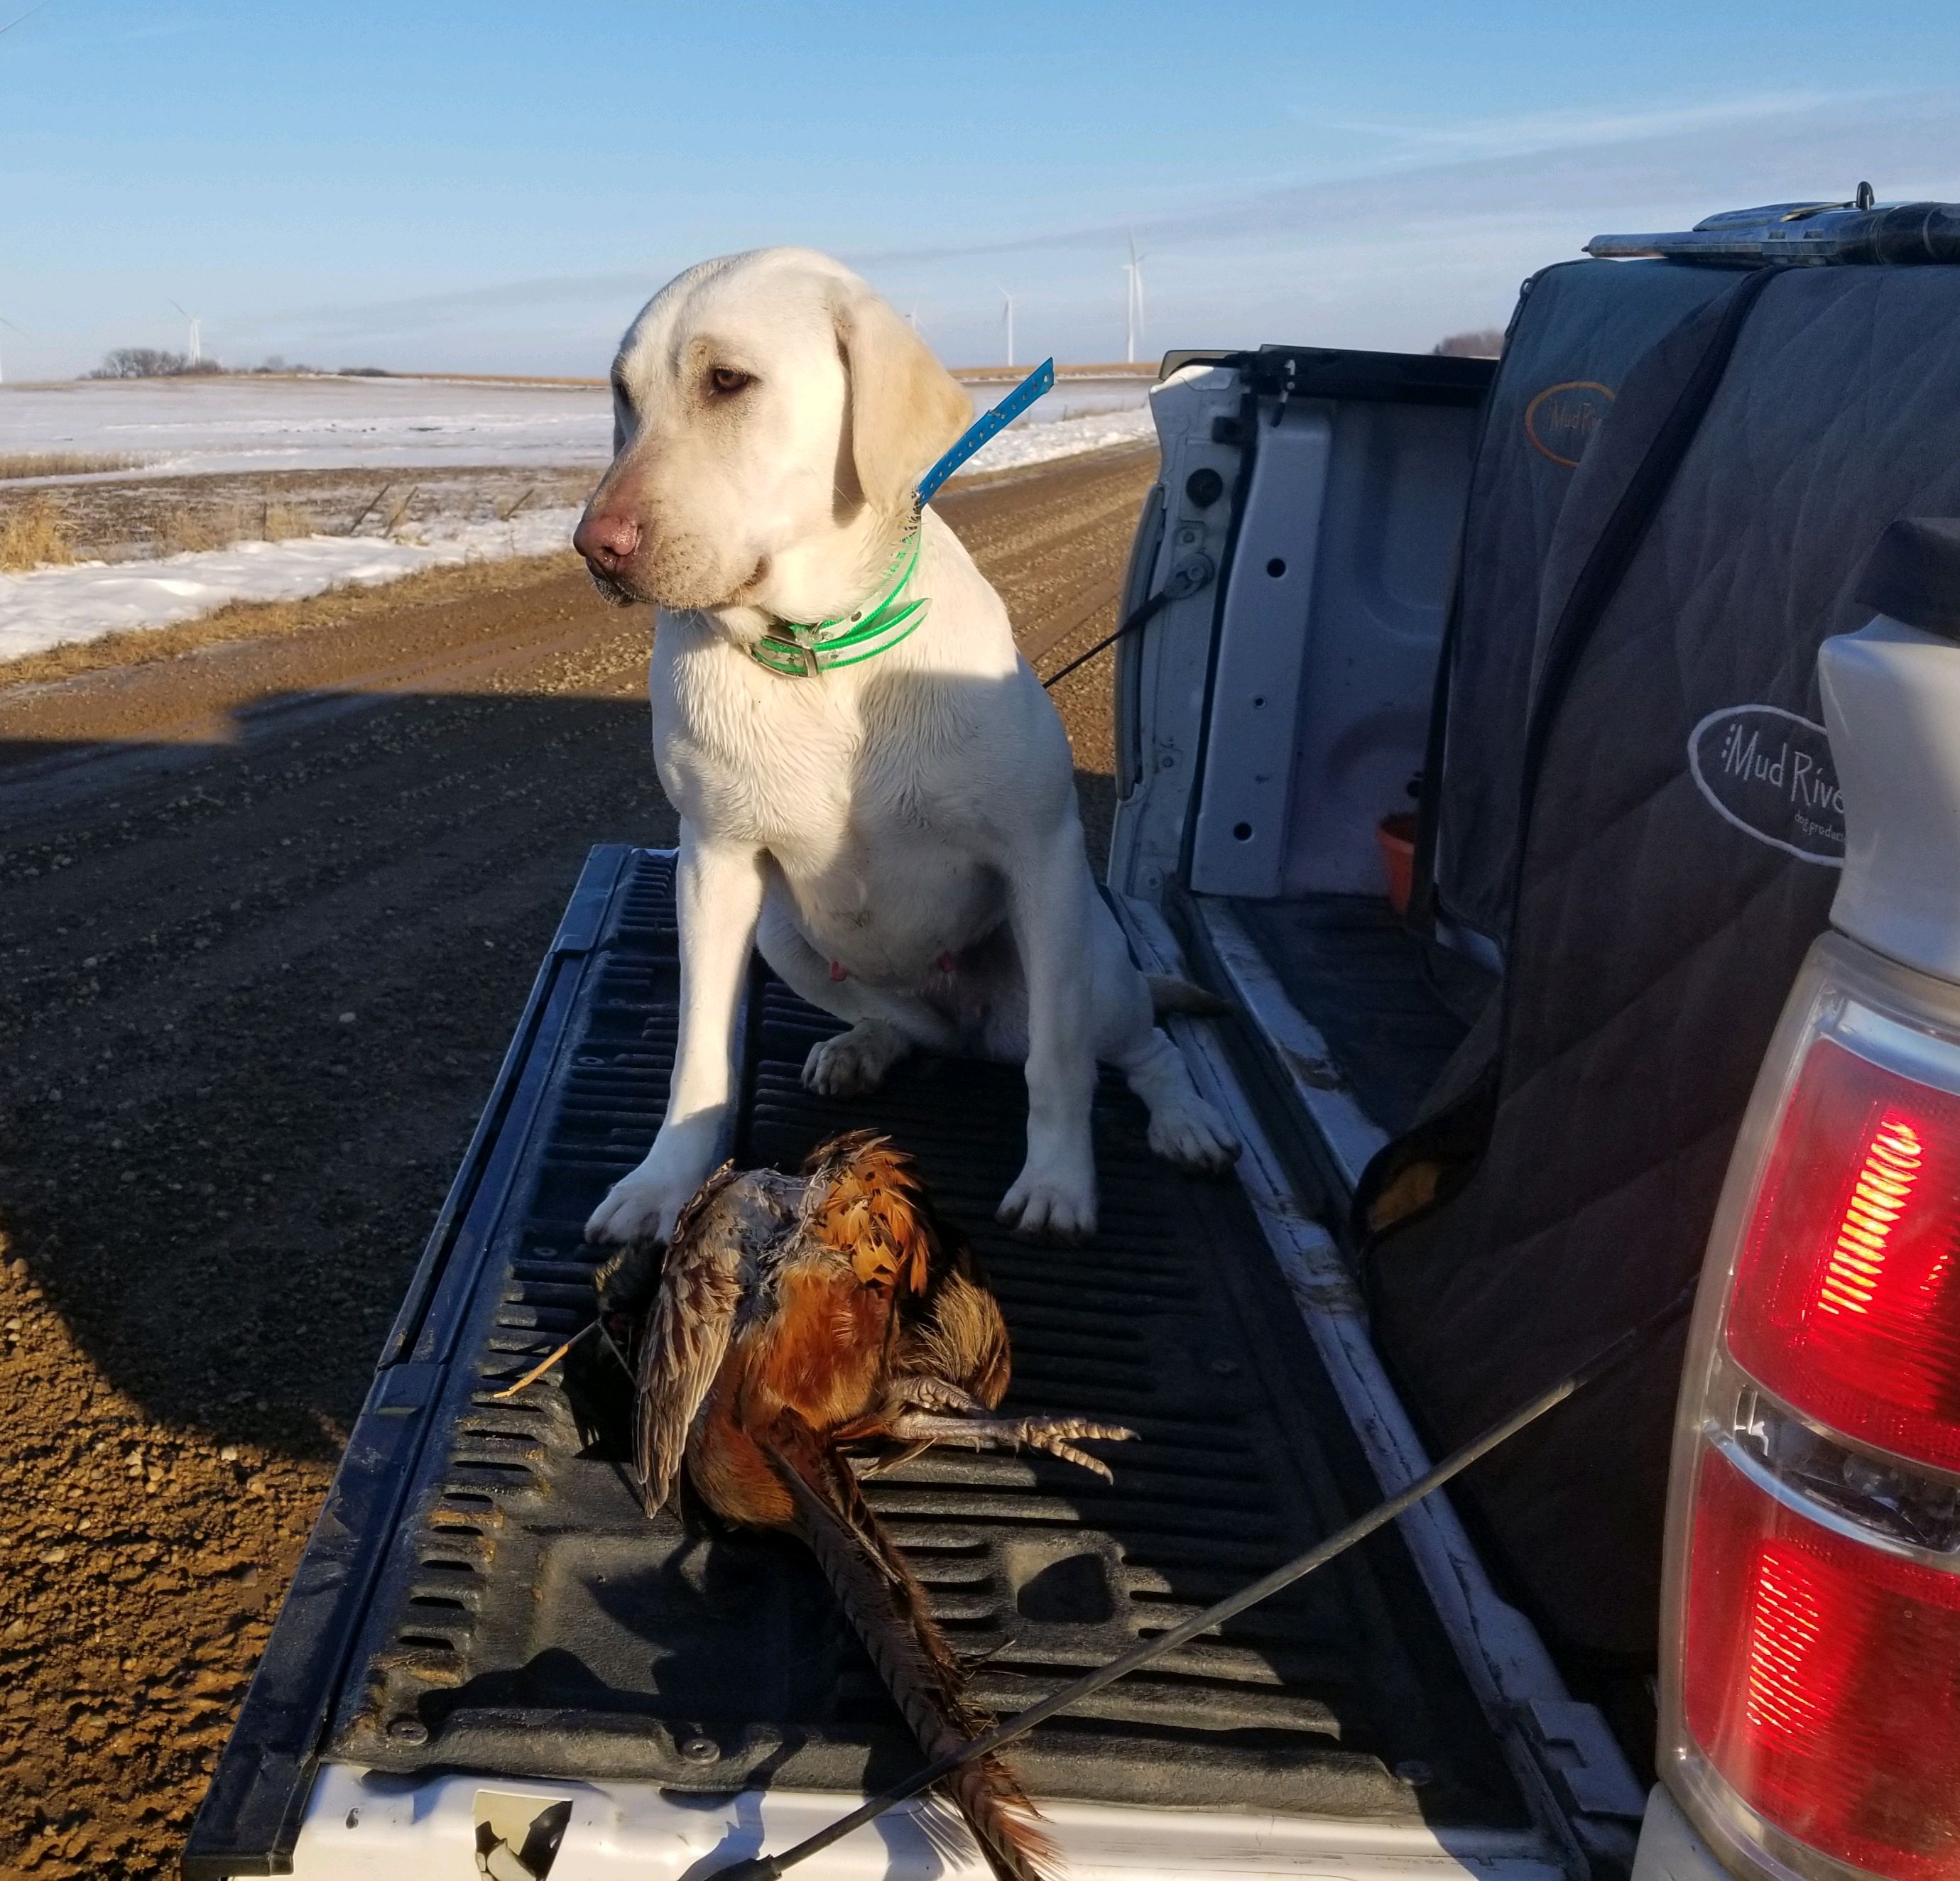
1662, 935, 1960, 1881
1683, 1449, 1960, 1880
1727, 1037, 1960, 1472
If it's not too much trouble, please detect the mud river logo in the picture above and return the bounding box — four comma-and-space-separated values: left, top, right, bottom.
1525, 381, 1614, 467
1688, 705, 1844, 866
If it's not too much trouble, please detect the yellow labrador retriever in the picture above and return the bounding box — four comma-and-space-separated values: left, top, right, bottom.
575, 248, 1236, 1247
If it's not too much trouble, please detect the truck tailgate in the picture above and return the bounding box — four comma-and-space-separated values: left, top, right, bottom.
187, 846, 1530, 1876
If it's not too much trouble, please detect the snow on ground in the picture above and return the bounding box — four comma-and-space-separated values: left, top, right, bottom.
0, 378, 1155, 663
958, 405, 1154, 475
1, 373, 1148, 481
2, 376, 614, 478
0, 506, 582, 662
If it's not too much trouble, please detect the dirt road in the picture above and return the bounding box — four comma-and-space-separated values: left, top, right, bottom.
0, 445, 1155, 1880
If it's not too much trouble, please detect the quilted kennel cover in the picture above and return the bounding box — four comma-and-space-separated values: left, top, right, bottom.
1427, 259, 1740, 954
1369, 264, 1960, 1661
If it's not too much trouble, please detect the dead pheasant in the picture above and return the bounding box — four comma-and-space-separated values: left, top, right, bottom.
601, 1131, 1133, 1881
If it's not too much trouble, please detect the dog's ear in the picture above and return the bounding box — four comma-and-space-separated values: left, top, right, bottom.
833, 290, 974, 513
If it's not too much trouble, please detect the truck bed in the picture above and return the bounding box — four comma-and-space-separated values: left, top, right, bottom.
187, 846, 1527, 1876
1225, 895, 1483, 1138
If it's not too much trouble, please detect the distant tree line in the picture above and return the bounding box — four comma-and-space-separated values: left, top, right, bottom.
85, 349, 390, 379
88, 347, 227, 379
1432, 328, 1506, 359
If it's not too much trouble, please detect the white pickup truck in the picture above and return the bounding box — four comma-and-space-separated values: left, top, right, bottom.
186, 197, 1960, 1881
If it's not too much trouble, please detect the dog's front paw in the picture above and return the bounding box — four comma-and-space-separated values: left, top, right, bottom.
1147, 1092, 1241, 1174
996, 1163, 1098, 1244
585, 1168, 690, 1248
802, 1021, 908, 1098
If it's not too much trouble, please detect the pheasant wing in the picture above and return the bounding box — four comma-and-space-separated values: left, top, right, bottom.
633, 1165, 785, 1513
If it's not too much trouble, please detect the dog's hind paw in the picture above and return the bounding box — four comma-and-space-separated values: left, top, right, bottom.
802, 1020, 909, 1098
1147, 1093, 1241, 1174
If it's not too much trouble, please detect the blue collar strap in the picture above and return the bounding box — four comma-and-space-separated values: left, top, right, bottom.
915, 356, 1056, 507
748, 358, 1055, 677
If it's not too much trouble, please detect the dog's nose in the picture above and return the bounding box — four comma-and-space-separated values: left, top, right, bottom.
575, 511, 641, 573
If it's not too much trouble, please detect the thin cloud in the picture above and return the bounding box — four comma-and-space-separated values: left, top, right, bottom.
0, 0, 58, 39
854, 86, 1952, 267
136, 85, 1960, 373
232, 87, 1918, 339
326, 271, 660, 323
1289, 88, 1873, 158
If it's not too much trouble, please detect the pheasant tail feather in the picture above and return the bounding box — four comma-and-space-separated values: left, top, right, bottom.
764, 1425, 1059, 1881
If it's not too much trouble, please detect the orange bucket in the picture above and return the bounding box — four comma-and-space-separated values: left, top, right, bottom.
1376, 812, 1417, 916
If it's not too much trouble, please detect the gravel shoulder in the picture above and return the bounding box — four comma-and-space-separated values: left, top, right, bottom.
0, 443, 1156, 1879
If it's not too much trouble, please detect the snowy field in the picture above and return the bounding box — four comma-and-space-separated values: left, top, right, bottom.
961, 402, 1153, 474
4, 375, 612, 477
0, 372, 1147, 480
0, 376, 1153, 662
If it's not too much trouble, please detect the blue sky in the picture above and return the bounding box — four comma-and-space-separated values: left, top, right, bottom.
4, 0, 1958, 379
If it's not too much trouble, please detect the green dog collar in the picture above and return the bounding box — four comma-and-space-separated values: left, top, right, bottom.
746, 360, 1057, 679
749, 521, 927, 679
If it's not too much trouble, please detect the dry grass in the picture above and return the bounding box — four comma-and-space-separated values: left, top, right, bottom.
0, 496, 77, 572
158, 501, 321, 555
0, 450, 143, 481
157, 507, 244, 555
262, 502, 317, 541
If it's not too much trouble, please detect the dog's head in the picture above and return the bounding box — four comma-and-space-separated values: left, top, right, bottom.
574, 249, 973, 614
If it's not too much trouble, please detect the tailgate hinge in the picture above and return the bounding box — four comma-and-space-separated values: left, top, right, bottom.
1521, 1697, 1648, 1821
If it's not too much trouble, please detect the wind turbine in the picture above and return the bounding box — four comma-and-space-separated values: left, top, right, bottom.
999, 288, 1016, 368
906, 303, 921, 335
170, 299, 203, 366
1123, 233, 1148, 366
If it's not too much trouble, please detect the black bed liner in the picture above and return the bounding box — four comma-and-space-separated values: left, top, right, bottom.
1226, 895, 1486, 1138
187, 846, 1523, 1877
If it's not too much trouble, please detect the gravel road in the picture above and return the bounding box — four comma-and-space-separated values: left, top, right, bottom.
0, 444, 1155, 1879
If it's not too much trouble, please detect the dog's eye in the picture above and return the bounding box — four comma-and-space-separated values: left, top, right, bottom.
709, 366, 753, 396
